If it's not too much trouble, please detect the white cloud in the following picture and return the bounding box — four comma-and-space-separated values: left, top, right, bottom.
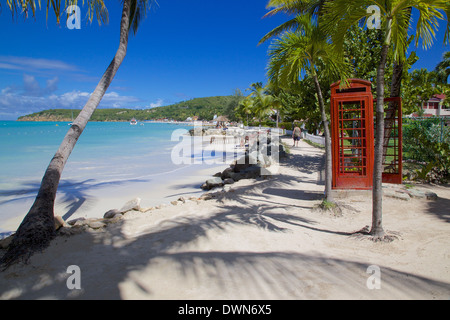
0, 56, 79, 73
22, 74, 59, 96
135, 99, 164, 109
149, 98, 164, 108
0, 62, 153, 119
0, 87, 145, 120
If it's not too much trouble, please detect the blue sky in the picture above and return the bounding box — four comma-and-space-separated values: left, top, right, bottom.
0, 1, 449, 120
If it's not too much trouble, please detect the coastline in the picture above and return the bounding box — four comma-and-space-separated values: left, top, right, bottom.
0, 122, 243, 235
0, 154, 231, 235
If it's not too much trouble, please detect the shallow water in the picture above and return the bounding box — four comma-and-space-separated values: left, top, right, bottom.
0, 121, 241, 234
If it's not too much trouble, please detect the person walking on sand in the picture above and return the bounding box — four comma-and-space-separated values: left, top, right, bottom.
293, 125, 301, 147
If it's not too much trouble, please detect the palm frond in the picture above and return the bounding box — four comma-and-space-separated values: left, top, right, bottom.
412, 1, 444, 49
267, 15, 350, 89
260, 0, 328, 45
259, 18, 300, 45
321, 0, 370, 56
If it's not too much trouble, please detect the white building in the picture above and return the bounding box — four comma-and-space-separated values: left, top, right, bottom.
421, 94, 450, 117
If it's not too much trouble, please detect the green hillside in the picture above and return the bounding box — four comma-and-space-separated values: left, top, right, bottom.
18, 95, 243, 122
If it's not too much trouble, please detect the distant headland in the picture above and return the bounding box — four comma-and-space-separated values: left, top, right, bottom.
17, 95, 241, 122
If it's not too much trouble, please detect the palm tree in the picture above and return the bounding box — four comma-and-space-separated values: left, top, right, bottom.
1, 0, 156, 268
254, 93, 275, 125
272, 95, 283, 128
435, 51, 450, 84
237, 98, 254, 126
321, 0, 449, 239
246, 83, 264, 123
267, 15, 351, 203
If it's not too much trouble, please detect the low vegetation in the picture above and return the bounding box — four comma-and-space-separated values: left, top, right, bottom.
17, 95, 243, 122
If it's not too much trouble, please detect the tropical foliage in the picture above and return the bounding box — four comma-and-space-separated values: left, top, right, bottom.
258, 0, 449, 240
403, 117, 450, 183
266, 14, 351, 202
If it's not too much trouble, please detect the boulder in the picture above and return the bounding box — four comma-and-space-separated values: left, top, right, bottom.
223, 178, 235, 185
234, 154, 257, 172
205, 177, 224, 190
107, 214, 124, 224
67, 217, 86, 226
87, 220, 106, 230
120, 197, 141, 214
221, 167, 234, 179
241, 166, 261, 179
104, 209, 121, 219
199, 193, 215, 200
425, 191, 438, 200
54, 215, 66, 231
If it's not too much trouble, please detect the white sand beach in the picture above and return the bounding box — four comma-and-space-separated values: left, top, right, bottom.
0, 137, 449, 300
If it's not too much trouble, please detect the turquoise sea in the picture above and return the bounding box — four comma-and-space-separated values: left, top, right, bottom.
0, 121, 194, 189
0, 121, 228, 234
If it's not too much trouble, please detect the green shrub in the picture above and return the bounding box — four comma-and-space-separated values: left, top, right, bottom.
403, 117, 450, 183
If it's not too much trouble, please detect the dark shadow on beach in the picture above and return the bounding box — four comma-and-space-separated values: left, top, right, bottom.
263, 187, 323, 201
411, 184, 450, 224
1, 204, 449, 299
282, 145, 326, 185
1, 142, 448, 299
427, 196, 450, 223
0, 178, 151, 222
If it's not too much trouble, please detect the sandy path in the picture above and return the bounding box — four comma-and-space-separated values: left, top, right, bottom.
1, 138, 449, 300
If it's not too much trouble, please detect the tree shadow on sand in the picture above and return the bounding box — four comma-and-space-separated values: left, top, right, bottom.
418, 184, 450, 224
0, 178, 151, 224
1, 145, 449, 299
1, 190, 449, 299
284, 144, 326, 185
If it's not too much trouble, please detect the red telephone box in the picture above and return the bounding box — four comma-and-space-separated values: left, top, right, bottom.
331, 79, 374, 190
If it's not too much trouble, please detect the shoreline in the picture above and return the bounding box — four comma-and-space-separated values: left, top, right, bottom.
0, 158, 231, 236
0, 123, 247, 235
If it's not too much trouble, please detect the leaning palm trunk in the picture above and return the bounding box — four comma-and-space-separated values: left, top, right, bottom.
1, 0, 132, 268
312, 73, 334, 203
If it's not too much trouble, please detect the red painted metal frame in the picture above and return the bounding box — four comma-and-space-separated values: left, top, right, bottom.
331, 79, 374, 190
